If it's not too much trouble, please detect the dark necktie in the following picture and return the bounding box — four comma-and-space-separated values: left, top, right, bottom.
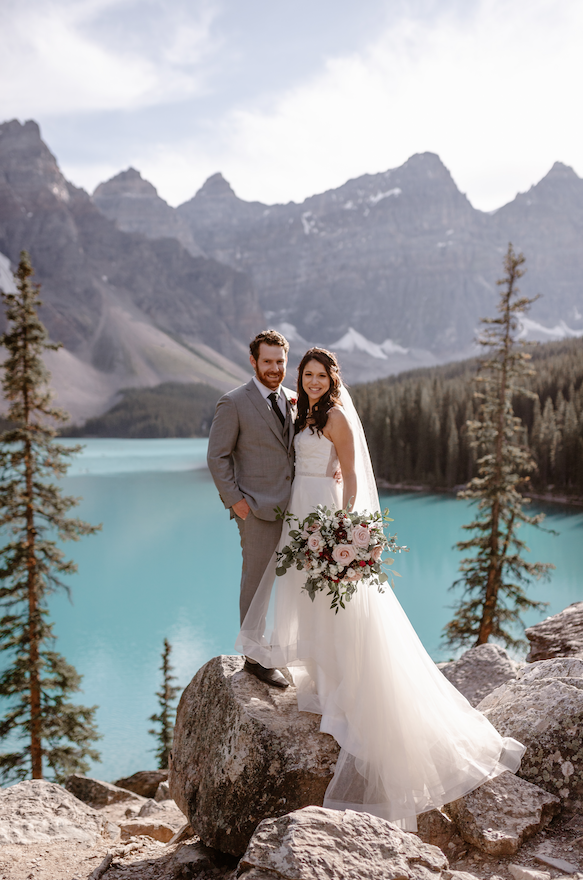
268, 392, 286, 427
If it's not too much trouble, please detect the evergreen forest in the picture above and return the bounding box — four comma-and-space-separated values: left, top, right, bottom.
352, 338, 583, 496
67, 382, 221, 439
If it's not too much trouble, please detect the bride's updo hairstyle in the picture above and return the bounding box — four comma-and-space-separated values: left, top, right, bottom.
296, 348, 342, 436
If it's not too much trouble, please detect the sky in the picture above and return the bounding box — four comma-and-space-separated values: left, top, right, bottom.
2, 0, 583, 211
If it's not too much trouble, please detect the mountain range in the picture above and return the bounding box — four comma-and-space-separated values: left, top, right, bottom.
1, 118, 582, 424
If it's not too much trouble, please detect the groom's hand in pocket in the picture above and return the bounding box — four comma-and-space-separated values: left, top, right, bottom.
232, 498, 251, 520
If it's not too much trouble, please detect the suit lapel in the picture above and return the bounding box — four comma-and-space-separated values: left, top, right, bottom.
246, 381, 287, 449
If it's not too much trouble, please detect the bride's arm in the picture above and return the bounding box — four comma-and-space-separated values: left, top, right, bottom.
324, 407, 357, 510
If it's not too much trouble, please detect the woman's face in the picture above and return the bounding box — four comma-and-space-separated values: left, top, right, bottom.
302, 359, 331, 407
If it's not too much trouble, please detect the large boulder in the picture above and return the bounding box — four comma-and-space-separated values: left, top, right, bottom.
169, 655, 339, 856
237, 805, 449, 880
439, 644, 522, 707
113, 769, 168, 799
65, 774, 144, 807
526, 602, 583, 662
0, 780, 104, 844
478, 658, 583, 811
445, 772, 561, 856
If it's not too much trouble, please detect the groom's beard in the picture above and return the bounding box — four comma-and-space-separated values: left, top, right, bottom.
255, 364, 286, 390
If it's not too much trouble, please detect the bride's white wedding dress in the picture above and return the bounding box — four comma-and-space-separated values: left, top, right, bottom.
236, 406, 524, 831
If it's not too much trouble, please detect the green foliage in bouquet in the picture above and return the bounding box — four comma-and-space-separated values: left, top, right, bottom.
275, 504, 408, 612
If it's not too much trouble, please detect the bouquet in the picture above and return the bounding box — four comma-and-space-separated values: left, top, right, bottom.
275, 505, 408, 612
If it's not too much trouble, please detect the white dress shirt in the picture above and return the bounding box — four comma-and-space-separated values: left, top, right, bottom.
253, 376, 287, 420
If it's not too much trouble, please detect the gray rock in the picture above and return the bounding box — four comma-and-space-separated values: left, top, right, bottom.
439, 644, 522, 707
113, 769, 169, 799
120, 818, 175, 842
169, 655, 339, 856
445, 772, 561, 856
526, 602, 583, 663
65, 774, 144, 807
0, 780, 103, 844
533, 852, 580, 873
154, 780, 171, 801
138, 798, 161, 817
237, 805, 449, 880
509, 867, 551, 880
478, 658, 583, 811
444, 874, 481, 880
416, 809, 464, 853
170, 840, 223, 876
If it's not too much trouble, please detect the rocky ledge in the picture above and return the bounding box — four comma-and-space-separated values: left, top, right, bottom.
3, 605, 583, 880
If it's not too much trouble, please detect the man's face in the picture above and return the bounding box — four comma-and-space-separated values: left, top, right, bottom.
250, 343, 287, 391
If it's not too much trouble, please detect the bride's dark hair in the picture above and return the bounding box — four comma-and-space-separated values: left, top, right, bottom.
296, 348, 342, 435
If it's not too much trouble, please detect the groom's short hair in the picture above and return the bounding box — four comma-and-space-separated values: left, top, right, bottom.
250, 330, 289, 360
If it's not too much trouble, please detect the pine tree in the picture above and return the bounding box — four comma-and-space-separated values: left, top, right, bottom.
443, 245, 554, 650
0, 251, 101, 782
149, 639, 180, 769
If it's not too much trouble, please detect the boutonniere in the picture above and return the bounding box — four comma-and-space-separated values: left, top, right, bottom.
290, 397, 297, 406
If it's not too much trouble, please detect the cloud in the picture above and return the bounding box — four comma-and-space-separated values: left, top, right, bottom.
5, 0, 581, 212
127, 0, 583, 210
0, 0, 218, 117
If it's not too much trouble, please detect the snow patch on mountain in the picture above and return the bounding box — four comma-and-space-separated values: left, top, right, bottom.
331, 328, 409, 360
301, 212, 318, 235
368, 188, 402, 206
518, 317, 583, 341
276, 323, 309, 347
0, 252, 16, 294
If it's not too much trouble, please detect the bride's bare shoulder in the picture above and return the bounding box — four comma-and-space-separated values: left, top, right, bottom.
326, 405, 351, 431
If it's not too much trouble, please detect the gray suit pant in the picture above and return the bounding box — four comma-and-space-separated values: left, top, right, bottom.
235, 511, 283, 626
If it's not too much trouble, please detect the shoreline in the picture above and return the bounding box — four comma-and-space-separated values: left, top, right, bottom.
376, 480, 583, 509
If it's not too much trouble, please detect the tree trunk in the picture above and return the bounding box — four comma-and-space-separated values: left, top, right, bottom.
26, 437, 42, 778
476, 284, 513, 645
22, 339, 42, 778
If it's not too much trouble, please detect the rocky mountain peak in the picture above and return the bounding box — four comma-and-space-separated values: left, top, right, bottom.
545, 160, 579, 181
194, 172, 237, 200
0, 119, 69, 203
506, 160, 583, 213
93, 167, 158, 199
92, 166, 205, 257
402, 151, 452, 179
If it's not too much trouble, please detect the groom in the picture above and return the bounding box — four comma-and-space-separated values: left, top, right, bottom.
207, 329, 295, 688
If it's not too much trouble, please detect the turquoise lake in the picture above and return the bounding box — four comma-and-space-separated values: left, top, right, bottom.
41, 438, 583, 781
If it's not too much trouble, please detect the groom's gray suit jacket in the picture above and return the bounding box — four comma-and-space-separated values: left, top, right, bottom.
207, 379, 295, 521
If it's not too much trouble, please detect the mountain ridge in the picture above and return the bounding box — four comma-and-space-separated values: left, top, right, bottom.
0, 119, 256, 423
1, 118, 582, 424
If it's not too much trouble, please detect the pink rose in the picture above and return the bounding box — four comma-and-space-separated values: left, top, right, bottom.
351, 525, 371, 548
307, 532, 324, 552
332, 543, 356, 566
371, 545, 383, 562
345, 567, 363, 582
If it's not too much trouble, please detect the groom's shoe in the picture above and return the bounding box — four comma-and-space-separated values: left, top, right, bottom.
244, 659, 290, 689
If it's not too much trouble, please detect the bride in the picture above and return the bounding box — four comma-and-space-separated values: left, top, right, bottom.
236, 347, 524, 831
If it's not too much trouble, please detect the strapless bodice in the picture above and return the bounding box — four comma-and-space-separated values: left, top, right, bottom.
294, 428, 338, 477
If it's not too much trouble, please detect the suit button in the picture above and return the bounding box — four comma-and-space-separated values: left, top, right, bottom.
286, 475, 290, 480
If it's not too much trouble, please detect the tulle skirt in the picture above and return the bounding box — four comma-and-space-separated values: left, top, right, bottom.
236, 474, 525, 830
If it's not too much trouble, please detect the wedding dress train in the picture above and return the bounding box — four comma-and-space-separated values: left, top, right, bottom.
236, 418, 524, 831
